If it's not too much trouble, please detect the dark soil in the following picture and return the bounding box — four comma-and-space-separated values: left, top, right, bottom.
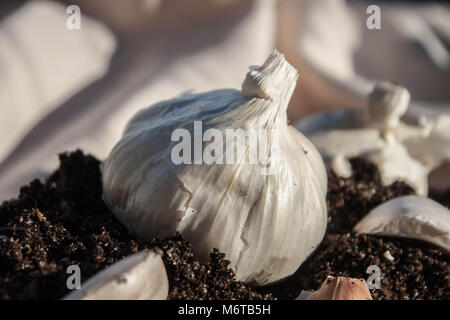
0, 151, 449, 300
0, 151, 270, 300
259, 158, 449, 300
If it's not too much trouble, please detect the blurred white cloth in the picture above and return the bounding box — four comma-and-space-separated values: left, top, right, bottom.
0, 0, 116, 163
352, 2, 450, 120
0, 0, 449, 201
0, 0, 276, 200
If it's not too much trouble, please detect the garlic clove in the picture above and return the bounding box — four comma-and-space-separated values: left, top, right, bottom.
297, 276, 372, 300
63, 250, 169, 300
354, 195, 450, 253
102, 50, 328, 286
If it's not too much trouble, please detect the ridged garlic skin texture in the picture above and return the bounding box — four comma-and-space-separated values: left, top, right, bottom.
102, 51, 328, 285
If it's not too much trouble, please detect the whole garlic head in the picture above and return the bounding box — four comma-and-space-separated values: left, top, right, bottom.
101, 50, 328, 285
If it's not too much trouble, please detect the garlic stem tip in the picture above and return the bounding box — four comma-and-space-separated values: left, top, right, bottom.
241, 50, 298, 104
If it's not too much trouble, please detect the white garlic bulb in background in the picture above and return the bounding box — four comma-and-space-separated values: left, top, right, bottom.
63, 250, 169, 300
362, 82, 410, 138
354, 196, 450, 254
102, 50, 328, 286
295, 81, 449, 195
296, 81, 410, 160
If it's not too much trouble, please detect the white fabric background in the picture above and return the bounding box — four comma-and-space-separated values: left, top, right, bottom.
0, 0, 449, 201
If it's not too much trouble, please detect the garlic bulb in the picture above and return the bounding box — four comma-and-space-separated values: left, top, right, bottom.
102, 50, 328, 285
296, 81, 409, 154
295, 81, 444, 195
297, 276, 372, 300
354, 195, 450, 253
63, 250, 169, 300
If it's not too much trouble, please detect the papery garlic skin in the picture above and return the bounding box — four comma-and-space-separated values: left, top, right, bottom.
63, 251, 169, 300
354, 195, 450, 254
102, 51, 328, 285
297, 276, 372, 300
